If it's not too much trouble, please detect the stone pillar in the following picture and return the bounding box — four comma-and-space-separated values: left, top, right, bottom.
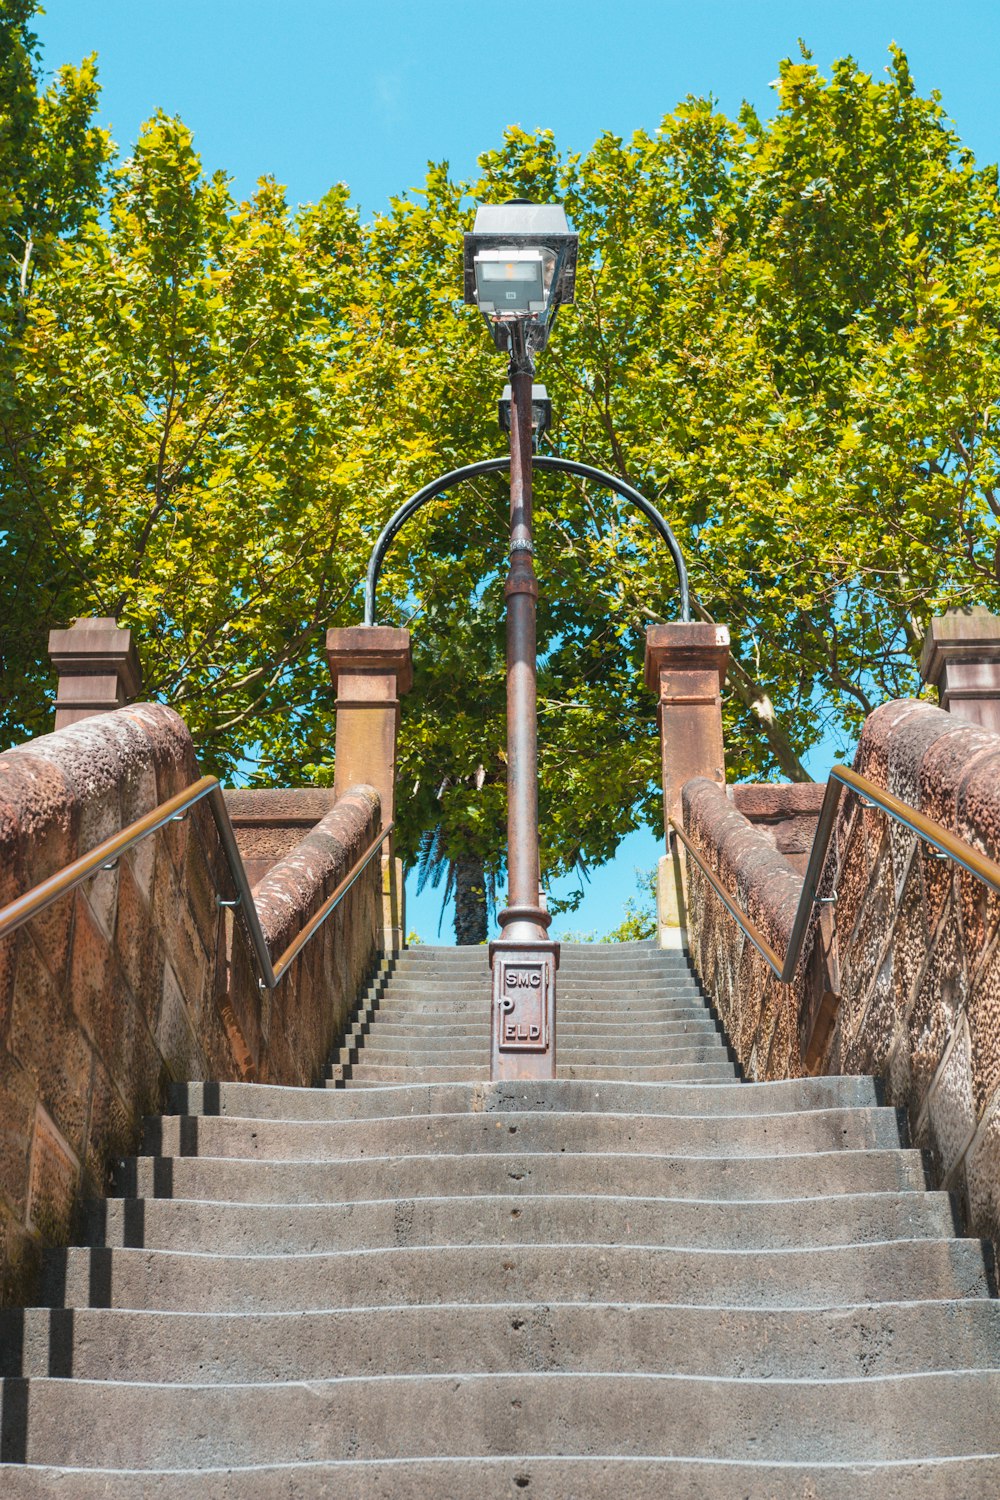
326, 626, 412, 952
48, 617, 141, 730
920, 607, 1000, 735
645, 622, 730, 949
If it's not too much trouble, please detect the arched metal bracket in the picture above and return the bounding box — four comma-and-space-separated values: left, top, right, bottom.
363, 454, 690, 626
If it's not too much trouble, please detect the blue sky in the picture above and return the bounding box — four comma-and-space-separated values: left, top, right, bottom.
34, 1, 998, 940
35, 2, 1000, 220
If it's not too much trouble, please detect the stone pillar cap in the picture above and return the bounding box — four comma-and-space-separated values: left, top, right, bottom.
325, 625, 412, 695
644, 622, 730, 693
47, 617, 141, 697
919, 607, 1000, 687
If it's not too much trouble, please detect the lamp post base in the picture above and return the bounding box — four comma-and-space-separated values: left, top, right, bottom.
489, 931, 560, 1081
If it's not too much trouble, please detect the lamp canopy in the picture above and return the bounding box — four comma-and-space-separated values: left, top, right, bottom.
464, 200, 578, 353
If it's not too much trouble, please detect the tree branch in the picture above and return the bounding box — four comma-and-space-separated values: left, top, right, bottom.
691, 592, 813, 782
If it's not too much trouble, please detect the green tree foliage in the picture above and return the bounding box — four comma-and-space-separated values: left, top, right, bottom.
0, 0, 111, 734
3, 16, 1000, 933
9, 111, 383, 776
360, 50, 1000, 914
601, 869, 658, 944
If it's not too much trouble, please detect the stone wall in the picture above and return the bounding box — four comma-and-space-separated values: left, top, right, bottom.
227, 784, 382, 1089
0, 705, 382, 1303
729, 783, 826, 875
684, 699, 1000, 1246
224, 788, 340, 887
683, 778, 811, 1079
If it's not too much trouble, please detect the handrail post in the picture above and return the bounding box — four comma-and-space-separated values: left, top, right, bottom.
645, 623, 730, 949
48, 617, 142, 730
326, 626, 412, 953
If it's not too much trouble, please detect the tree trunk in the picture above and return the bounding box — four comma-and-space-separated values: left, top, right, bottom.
453, 857, 488, 945
723, 651, 814, 783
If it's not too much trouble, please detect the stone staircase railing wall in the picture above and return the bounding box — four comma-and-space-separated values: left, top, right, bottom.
0, 703, 382, 1304
684, 697, 1000, 1248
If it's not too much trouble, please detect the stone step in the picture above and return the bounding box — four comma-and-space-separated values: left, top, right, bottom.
383, 963, 699, 977
360, 1019, 716, 1039
169, 1076, 882, 1121
84, 1190, 958, 1256
556, 999, 710, 1012
551, 1044, 733, 1063
367, 1002, 708, 1022
557, 993, 708, 1005
368, 1001, 710, 1019
559, 966, 700, 978
379, 985, 706, 999
145, 1106, 907, 1161
385, 973, 699, 986
377, 986, 707, 1002
343, 1035, 725, 1057
343, 1034, 724, 1059
342, 1063, 740, 1085
5, 921, 994, 1493
7, 1452, 1000, 1500
5, 1368, 1000, 1470
40, 1238, 991, 1315
369, 1002, 712, 1022
359, 1018, 720, 1039
341, 1055, 734, 1078
558, 976, 705, 988
340, 1062, 740, 1086
393, 952, 687, 967
378, 979, 705, 993
567, 1024, 723, 1042
392, 944, 679, 959
2, 1456, 999, 1500
346, 1044, 730, 1069
344, 1064, 491, 1083
8, 1297, 999, 1385
363, 1029, 725, 1050
555, 1063, 738, 1082
540, 1011, 718, 1026
383, 989, 707, 1003
344, 1038, 488, 1062
117, 1147, 928, 1205
560, 941, 680, 950
351, 1030, 490, 1047
379, 984, 707, 996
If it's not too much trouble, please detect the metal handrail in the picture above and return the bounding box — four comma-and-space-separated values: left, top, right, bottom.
268, 821, 392, 985
0, 773, 392, 991
670, 818, 784, 975
671, 763, 1000, 984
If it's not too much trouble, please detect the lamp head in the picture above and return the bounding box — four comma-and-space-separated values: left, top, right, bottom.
464, 200, 578, 354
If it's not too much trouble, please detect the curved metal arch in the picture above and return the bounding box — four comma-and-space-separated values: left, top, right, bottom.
364, 454, 690, 625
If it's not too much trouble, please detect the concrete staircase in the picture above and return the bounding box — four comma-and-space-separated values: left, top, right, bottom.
331, 940, 739, 1085
2, 939, 999, 1494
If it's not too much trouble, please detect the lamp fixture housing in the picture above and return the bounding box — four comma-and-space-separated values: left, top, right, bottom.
464, 200, 578, 354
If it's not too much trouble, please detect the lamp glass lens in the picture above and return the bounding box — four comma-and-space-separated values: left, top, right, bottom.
478, 260, 538, 283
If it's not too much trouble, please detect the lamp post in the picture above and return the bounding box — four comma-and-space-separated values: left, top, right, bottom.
464, 200, 578, 1081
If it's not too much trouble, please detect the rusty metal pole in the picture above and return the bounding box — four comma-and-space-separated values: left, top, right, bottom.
489, 333, 559, 1081
504, 361, 543, 929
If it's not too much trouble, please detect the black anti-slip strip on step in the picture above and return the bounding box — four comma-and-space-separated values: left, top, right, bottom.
0, 1376, 28, 1463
